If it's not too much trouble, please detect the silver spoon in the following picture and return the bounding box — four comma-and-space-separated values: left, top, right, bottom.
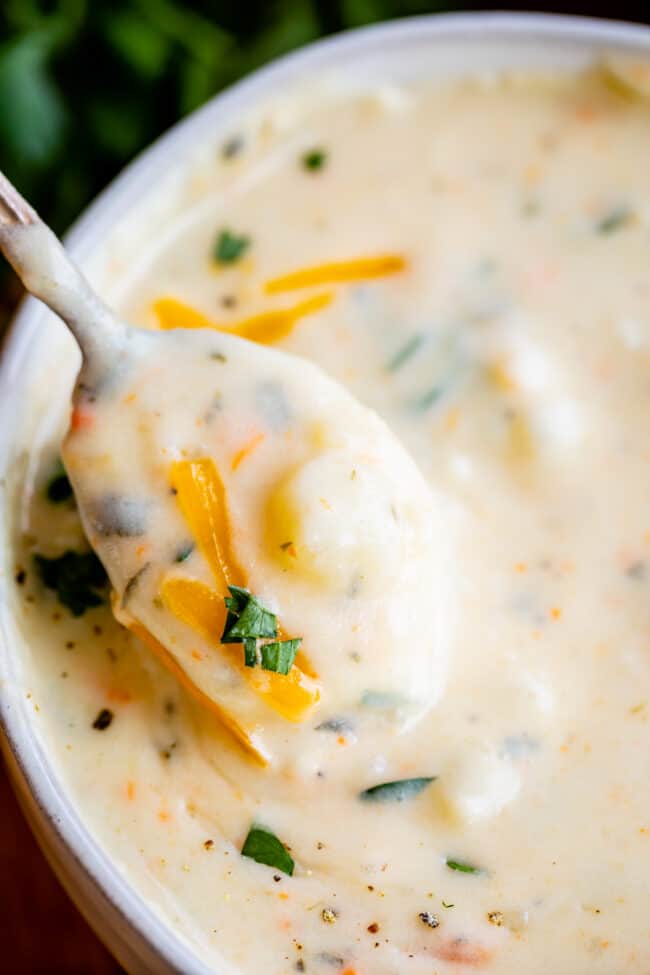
0, 170, 447, 766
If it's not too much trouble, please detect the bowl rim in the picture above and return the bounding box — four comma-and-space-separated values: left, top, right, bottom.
1, 10, 650, 974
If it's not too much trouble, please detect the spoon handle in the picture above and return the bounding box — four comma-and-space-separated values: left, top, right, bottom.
0, 170, 38, 227
0, 169, 125, 366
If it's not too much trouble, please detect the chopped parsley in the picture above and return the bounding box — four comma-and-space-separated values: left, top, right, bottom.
241, 825, 294, 876
45, 459, 73, 503
596, 205, 633, 235
34, 550, 107, 616
92, 708, 114, 730
213, 228, 250, 264
260, 639, 301, 676
302, 148, 327, 171
445, 857, 483, 875
220, 585, 301, 673
221, 585, 277, 643
359, 776, 436, 803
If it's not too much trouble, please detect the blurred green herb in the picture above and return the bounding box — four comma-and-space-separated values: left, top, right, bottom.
0, 0, 454, 330
213, 228, 251, 264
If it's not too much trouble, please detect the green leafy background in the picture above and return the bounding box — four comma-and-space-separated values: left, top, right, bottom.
0, 1, 647, 327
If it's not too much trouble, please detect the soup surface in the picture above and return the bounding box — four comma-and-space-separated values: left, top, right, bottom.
10, 64, 650, 975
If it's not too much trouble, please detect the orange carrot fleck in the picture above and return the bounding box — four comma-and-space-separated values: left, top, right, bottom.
126, 780, 136, 801
70, 406, 94, 432
433, 941, 493, 966
231, 432, 265, 471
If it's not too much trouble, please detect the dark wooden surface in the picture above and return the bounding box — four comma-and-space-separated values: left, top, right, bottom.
0, 758, 124, 974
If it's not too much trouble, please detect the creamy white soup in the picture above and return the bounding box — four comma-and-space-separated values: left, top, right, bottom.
10, 63, 650, 975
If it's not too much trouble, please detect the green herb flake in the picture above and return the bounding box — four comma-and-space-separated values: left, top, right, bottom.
596, 206, 633, 235
221, 585, 277, 643
302, 147, 327, 171
445, 857, 483, 875
260, 638, 301, 675
386, 333, 426, 372
360, 690, 407, 709
359, 776, 436, 803
46, 459, 73, 503
213, 228, 250, 264
243, 637, 258, 668
34, 550, 107, 617
241, 825, 294, 876
442, 900, 455, 909
174, 542, 194, 564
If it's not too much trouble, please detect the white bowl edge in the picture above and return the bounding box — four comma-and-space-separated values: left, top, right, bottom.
1, 12, 649, 975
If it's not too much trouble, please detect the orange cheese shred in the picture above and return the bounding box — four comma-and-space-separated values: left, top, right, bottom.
153, 292, 332, 345
264, 254, 407, 293
161, 576, 319, 723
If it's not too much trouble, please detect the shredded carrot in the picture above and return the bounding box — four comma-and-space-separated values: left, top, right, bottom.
264, 254, 406, 293
70, 406, 94, 432
231, 432, 265, 471
126, 780, 136, 801
153, 292, 332, 345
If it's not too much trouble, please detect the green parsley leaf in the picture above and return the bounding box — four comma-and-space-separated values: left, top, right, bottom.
260, 638, 301, 675
302, 148, 327, 171
213, 228, 250, 264
243, 638, 258, 668
359, 777, 436, 803
221, 585, 277, 643
34, 550, 107, 617
46, 459, 73, 503
241, 825, 294, 875
445, 857, 483, 875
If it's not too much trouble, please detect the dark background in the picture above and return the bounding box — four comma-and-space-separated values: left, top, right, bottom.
1, 3, 649, 972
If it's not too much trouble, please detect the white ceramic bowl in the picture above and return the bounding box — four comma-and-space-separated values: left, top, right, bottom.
1, 12, 649, 974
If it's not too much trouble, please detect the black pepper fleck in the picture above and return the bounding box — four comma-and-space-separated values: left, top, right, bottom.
15, 569, 26, 585
419, 911, 440, 929
92, 708, 114, 731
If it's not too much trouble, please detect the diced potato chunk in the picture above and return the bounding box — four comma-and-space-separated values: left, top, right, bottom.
440, 743, 521, 823
267, 448, 406, 588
